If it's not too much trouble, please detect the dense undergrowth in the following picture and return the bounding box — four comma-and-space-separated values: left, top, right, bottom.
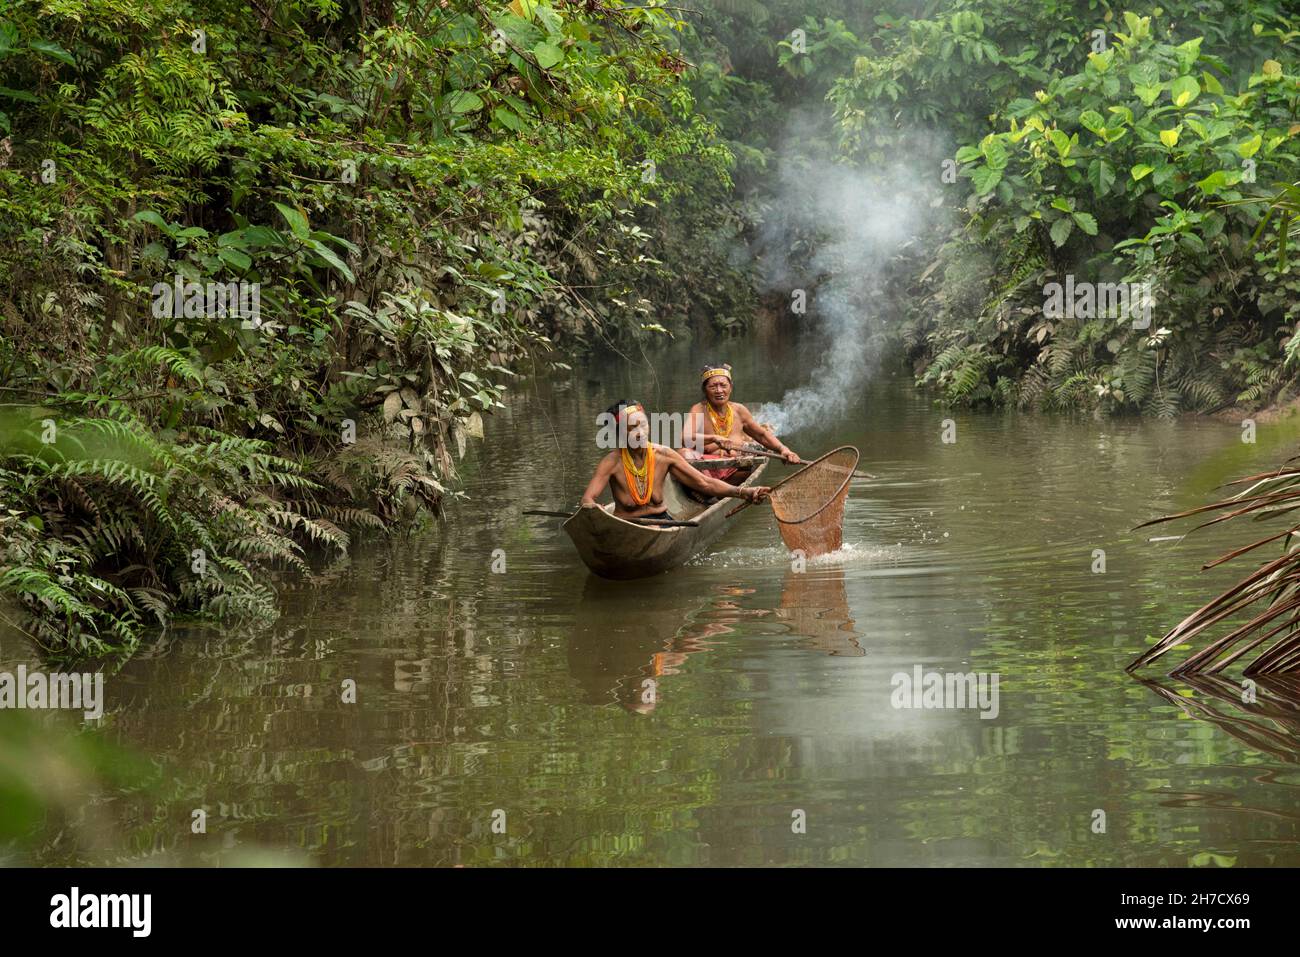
0, 0, 749, 654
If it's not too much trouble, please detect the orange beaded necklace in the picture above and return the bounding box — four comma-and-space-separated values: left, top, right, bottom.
707, 401, 734, 438
620, 445, 656, 506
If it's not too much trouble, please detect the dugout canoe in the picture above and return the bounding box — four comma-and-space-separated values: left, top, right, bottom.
562, 458, 769, 579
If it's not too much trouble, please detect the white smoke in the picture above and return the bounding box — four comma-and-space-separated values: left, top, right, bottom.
752, 128, 949, 436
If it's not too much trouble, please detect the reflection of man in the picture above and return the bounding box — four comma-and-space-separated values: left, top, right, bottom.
682, 364, 799, 482
582, 398, 769, 521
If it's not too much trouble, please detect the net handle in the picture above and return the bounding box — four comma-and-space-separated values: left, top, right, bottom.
725, 445, 861, 519
774, 447, 860, 526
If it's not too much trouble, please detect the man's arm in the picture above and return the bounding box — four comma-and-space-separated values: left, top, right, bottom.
736, 404, 799, 463
681, 406, 725, 455
580, 455, 617, 507
661, 447, 769, 501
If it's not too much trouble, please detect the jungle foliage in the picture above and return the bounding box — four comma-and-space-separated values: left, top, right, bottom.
809, 1, 1300, 414
0, 0, 741, 654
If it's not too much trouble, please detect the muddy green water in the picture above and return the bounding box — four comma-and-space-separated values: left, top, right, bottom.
7, 328, 1300, 867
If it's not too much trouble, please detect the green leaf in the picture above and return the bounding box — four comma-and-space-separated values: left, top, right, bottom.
218, 248, 252, 272
273, 202, 310, 240
492, 106, 527, 132
1086, 159, 1115, 196
1196, 170, 1229, 195
0, 23, 17, 59
1169, 75, 1200, 108
130, 208, 170, 231
1131, 164, 1155, 181
446, 90, 484, 114
1072, 211, 1098, 236
954, 145, 981, 164
0, 86, 39, 102
1134, 83, 1163, 106
980, 136, 1008, 170
970, 165, 1002, 195
1078, 110, 1105, 134
28, 39, 74, 66
1236, 134, 1262, 158
1050, 216, 1074, 247
532, 41, 563, 69
306, 238, 355, 283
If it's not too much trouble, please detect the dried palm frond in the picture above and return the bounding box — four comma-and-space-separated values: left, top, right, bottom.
1129, 458, 1300, 675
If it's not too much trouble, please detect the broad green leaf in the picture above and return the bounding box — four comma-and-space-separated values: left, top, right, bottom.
1237, 134, 1262, 158
273, 202, 310, 240
970, 165, 1002, 195
532, 41, 563, 69
1159, 127, 1180, 148
980, 136, 1008, 170
1169, 75, 1200, 108
0, 86, 39, 102
954, 145, 981, 164
446, 90, 484, 114
1175, 37, 1203, 73
28, 39, 74, 66
307, 238, 355, 282
1079, 109, 1104, 133
1072, 211, 1098, 235
1196, 170, 1229, 195
1134, 84, 1163, 106
132, 211, 173, 235
218, 248, 252, 271
1131, 163, 1155, 181
1050, 216, 1074, 247
1087, 159, 1115, 196
492, 106, 527, 132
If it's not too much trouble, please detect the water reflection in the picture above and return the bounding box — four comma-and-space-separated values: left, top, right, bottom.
1140, 674, 1300, 764
569, 564, 864, 712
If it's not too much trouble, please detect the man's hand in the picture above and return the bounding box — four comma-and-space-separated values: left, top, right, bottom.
738, 485, 770, 503
580, 501, 600, 509
780, 448, 800, 464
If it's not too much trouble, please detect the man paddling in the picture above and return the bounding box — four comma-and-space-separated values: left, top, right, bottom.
582, 399, 770, 520
682, 364, 799, 482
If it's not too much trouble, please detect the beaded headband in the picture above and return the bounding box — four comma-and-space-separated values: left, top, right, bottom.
700, 367, 732, 383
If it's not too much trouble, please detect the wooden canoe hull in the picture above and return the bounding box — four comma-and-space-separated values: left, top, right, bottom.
562, 460, 769, 579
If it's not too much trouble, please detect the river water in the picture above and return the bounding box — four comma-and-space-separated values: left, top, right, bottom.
6, 325, 1300, 867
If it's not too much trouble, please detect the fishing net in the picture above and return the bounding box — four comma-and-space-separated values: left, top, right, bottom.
767, 446, 860, 558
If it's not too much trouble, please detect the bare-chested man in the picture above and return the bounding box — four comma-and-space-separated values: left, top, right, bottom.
581, 399, 770, 520
682, 364, 799, 481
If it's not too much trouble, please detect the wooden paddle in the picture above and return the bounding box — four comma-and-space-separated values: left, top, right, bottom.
717, 443, 875, 480
523, 509, 700, 528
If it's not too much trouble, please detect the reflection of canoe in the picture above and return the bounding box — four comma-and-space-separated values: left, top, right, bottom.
562, 459, 769, 579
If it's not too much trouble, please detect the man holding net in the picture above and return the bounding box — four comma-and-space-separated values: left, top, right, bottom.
581, 399, 770, 521
681, 364, 800, 482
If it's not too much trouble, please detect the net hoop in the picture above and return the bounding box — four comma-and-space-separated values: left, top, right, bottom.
771, 446, 860, 525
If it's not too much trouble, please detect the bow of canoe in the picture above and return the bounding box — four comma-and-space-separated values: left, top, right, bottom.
562, 459, 769, 579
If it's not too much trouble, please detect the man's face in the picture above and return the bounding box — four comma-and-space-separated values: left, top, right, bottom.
705, 375, 731, 405
624, 409, 650, 449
